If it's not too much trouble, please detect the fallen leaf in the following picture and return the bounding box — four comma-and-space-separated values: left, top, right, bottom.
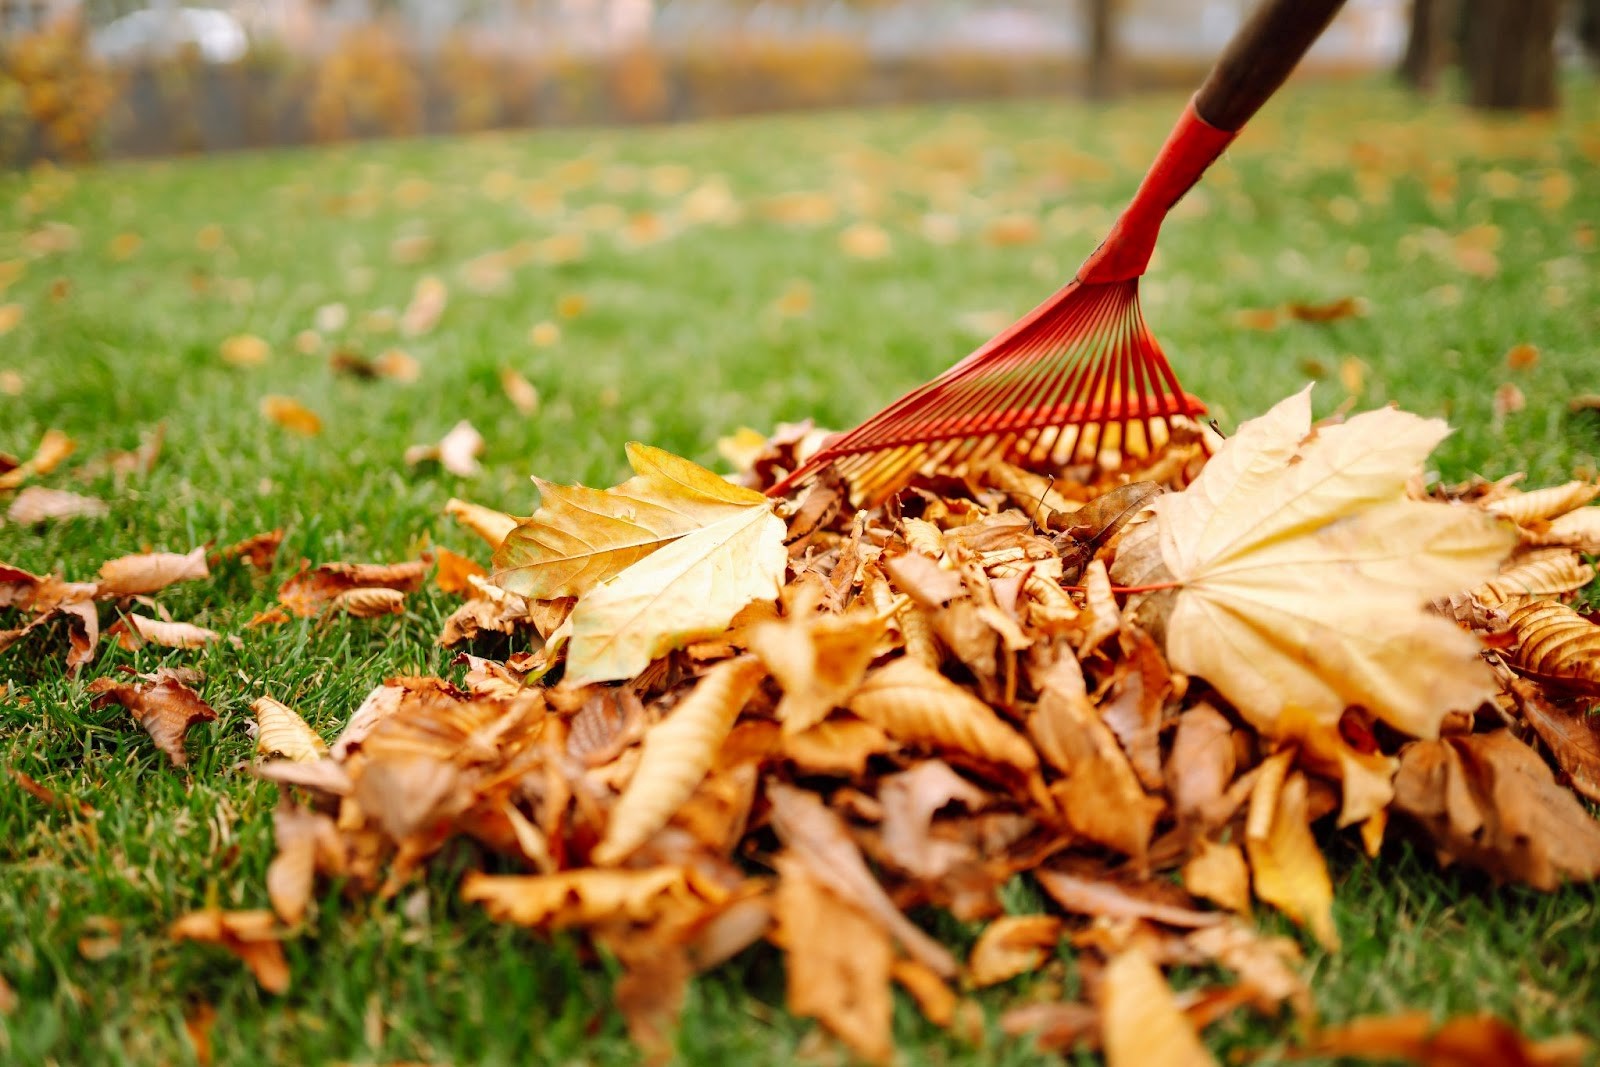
97, 547, 209, 597
1034, 869, 1221, 929
260, 395, 322, 436
169, 910, 289, 993
1117, 387, 1515, 738
1474, 550, 1595, 606
1493, 383, 1526, 419
1483, 481, 1599, 526
967, 915, 1063, 988
5, 486, 108, 525
461, 866, 706, 930
433, 546, 487, 595
500, 367, 540, 416
220, 334, 270, 366
1504, 343, 1540, 372
253, 696, 328, 763
775, 856, 894, 1065
108, 613, 220, 650
1099, 948, 1218, 1067
1182, 839, 1252, 915
1392, 730, 1600, 889
209, 530, 284, 571
1289, 1011, 1590, 1066
1246, 755, 1338, 949
780, 716, 894, 777
877, 759, 989, 880
400, 275, 448, 336
1508, 677, 1600, 804
839, 222, 892, 259
446, 497, 520, 549
330, 587, 407, 617
1285, 296, 1366, 322
593, 657, 765, 864
565, 502, 786, 685
267, 801, 343, 925
405, 419, 484, 478
749, 599, 887, 734
494, 443, 774, 600
848, 657, 1038, 774
0, 428, 74, 490
88, 668, 218, 768
277, 560, 426, 617
1507, 599, 1600, 696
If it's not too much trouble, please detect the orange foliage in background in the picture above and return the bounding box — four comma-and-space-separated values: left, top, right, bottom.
308, 24, 423, 142
0, 15, 115, 162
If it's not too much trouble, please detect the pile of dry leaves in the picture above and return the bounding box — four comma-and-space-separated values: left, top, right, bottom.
43, 387, 1600, 1063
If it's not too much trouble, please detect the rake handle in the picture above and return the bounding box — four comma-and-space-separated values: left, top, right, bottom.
1194, 0, 1348, 132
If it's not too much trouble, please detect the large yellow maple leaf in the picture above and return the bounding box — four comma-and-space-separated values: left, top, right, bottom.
1115, 387, 1516, 738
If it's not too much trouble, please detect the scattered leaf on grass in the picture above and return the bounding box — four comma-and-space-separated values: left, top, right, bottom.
1289, 1011, 1590, 1066
499, 368, 539, 415
88, 668, 217, 768
260, 395, 322, 436
97, 547, 210, 598
169, 910, 289, 993
447, 497, 520, 549
5, 486, 108, 525
108, 612, 220, 650
0, 428, 74, 490
405, 420, 484, 478
1099, 948, 1217, 1067
277, 560, 426, 617
400, 275, 448, 336
967, 915, 1063, 988
220, 334, 270, 366
252, 697, 328, 763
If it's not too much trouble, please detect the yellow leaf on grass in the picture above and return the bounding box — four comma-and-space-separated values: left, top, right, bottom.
565, 504, 786, 685
260, 395, 322, 436
1100, 948, 1217, 1067
446, 497, 520, 549
1120, 387, 1515, 738
593, 657, 765, 865
252, 696, 328, 763
494, 443, 773, 600
1246, 755, 1339, 950
848, 657, 1038, 774
1182, 838, 1252, 915
967, 915, 1063, 988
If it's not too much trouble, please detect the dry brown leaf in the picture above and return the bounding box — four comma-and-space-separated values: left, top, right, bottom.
278, 560, 426, 617
210, 530, 284, 571
748, 600, 887, 734
1543, 507, 1600, 550
330, 587, 407, 618
1483, 480, 1599, 526
267, 801, 343, 925
252, 696, 328, 763
1285, 296, 1366, 323
1507, 599, 1600, 696
433, 545, 487, 595
775, 856, 894, 1065
96, 546, 209, 597
1182, 839, 1252, 915
1508, 677, 1600, 804
891, 959, 959, 1029
461, 866, 706, 930
877, 759, 988, 881
494, 442, 773, 600
1099, 948, 1218, 1067
1034, 869, 1221, 929
1165, 704, 1237, 837
88, 668, 217, 768
1119, 387, 1514, 738
848, 657, 1038, 774
1032, 655, 1162, 863
445, 497, 520, 551
838, 222, 891, 260
6, 486, 108, 525
1474, 550, 1595, 605
967, 915, 1063, 988
1000, 1000, 1099, 1054
1392, 730, 1600, 889
108, 613, 220, 651
400, 275, 448, 336
1504, 343, 1541, 372
780, 716, 894, 777
592, 657, 765, 865
499, 367, 540, 416
405, 419, 484, 478
169, 909, 289, 993
1245, 756, 1339, 950
260, 395, 322, 436
1185, 921, 1310, 1020
766, 781, 958, 977
1290, 1011, 1591, 1066
0, 429, 73, 491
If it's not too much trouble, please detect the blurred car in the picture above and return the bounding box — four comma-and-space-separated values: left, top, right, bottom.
91, 7, 249, 65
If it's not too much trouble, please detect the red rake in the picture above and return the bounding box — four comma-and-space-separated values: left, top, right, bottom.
770, 0, 1347, 505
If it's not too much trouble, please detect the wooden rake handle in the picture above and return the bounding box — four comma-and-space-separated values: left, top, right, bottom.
1194, 0, 1348, 132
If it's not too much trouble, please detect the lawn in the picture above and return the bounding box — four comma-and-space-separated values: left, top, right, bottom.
2, 80, 1599, 1065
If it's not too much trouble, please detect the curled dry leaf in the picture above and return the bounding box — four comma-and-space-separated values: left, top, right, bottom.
1288, 1011, 1591, 1067
446, 497, 520, 549
267, 801, 343, 925
748, 599, 888, 734
1099, 948, 1218, 1067
967, 915, 1063, 988
97, 546, 209, 598
1506, 599, 1600, 696
1482, 480, 1598, 527
209, 529, 284, 571
108, 612, 221, 650
592, 657, 765, 865
780, 716, 894, 777
169, 909, 289, 994
1507, 677, 1600, 804
260, 395, 322, 436
405, 419, 484, 478
775, 857, 895, 1066
1118, 386, 1514, 738
1473, 550, 1595, 606
330, 586, 407, 618
493, 442, 773, 600
277, 560, 426, 617
219, 334, 270, 366
877, 759, 988, 881
88, 668, 218, 768
461, 866, 708, 930
6, 486, 108, 525
1034, 869, 1221, 929
252, 696, 328, 763
1391, 730, 1600, 889
0, 428, 74, 491
848, 657, 1037, 775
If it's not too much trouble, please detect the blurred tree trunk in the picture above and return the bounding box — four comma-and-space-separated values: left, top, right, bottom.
1085, 0, 1118, 100
1463, 0, 1561, 109
1397, 0, 1457, 91
1579, 0, 1600, 64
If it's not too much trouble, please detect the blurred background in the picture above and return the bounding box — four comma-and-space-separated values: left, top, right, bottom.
1, 0, 1595, 165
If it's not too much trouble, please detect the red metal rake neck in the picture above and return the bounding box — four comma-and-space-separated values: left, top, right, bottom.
1076, 98, 1237, 285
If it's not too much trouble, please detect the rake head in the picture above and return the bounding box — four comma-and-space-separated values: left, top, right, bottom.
766, 98, 1236, 507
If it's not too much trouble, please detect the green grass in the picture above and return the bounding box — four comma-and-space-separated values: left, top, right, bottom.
3, 81, 1599, 1065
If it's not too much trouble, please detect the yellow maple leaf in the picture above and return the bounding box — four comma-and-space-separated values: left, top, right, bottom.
1119, 387, 1516, 738
494, 442, 773, 600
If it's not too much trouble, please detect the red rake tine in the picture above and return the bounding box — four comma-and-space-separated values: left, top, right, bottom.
767, 0, 1347, 506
